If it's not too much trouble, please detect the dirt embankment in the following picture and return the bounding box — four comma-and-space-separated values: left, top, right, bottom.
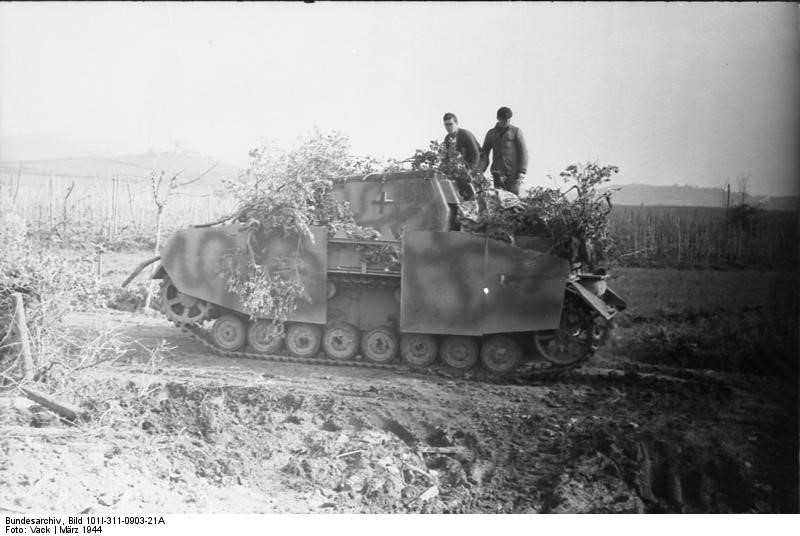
1, 314, 796, 514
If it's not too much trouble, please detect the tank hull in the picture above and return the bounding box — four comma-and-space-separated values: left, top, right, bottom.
127, 170, 626, 376
155, 224, 572, 336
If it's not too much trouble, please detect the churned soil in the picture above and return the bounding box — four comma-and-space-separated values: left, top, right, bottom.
0, 311, 796, 514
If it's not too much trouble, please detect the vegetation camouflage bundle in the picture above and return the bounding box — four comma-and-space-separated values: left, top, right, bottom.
217, 131, 395, 326
450, 160, 619, 271
218, 129, 620, 330
520, 163, 619, 270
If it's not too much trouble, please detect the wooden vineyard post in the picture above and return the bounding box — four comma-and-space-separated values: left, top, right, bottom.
109, 177, 115, 240
126, 182, 135, 234
13, 164, 22, 203
61, 181, 75, 235
12, 293, 35, 381
112, 176, 120, 240
48, 173, 54, 231
95, 245, 104, 279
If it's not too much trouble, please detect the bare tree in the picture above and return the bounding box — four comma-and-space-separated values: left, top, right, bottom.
143, 163, 218, 312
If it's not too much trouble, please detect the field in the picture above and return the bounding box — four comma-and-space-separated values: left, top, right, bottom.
609, 205, 798, 270
605, 268, 798, 377
1, 243, 797, 514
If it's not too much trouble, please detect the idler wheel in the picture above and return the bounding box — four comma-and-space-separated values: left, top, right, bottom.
480, 335, 522, 374
323, 323, 360, 360
247, 319, 284, 354
440, 336, 479, 369
534, 329, 589, 366
361, 327, 398, 363
211, 314, 247, 351
534, 295, 594, 365
285, 323, 322, 358
400, 334, 438, 368
161, 280, 209, 324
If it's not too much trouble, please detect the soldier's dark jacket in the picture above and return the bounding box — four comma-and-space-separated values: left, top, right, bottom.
480, 124, 528, 179
443, 128, 481, 171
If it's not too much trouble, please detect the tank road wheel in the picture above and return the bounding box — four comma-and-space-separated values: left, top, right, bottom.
400, 334, 438, 368
480, 335, 522, 374
361, 327, 398, 363
285, 323, 322, 359
247, 320, 284, 354
440, 336, 479, 370
162, 280, 210, 324
323, 323, 360, 361
211, 314, 247, 351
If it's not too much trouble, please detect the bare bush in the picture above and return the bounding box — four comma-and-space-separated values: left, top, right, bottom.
1, 204, 164, 405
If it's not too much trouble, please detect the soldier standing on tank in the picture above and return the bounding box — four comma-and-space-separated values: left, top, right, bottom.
479, 106, 528, 195
441, 112, 481, 200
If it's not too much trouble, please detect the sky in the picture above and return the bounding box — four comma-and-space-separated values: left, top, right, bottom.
0, 2, 798, 195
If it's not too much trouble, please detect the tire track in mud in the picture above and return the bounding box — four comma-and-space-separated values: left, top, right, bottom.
47, 310, 798, 513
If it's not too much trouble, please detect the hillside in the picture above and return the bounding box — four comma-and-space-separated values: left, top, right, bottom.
0, 150, 242, 189
606, 183, 798, 211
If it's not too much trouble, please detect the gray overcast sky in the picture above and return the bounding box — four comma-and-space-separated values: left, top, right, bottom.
1, 2, 797, 195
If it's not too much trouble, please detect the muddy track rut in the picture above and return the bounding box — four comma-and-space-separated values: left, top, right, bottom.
0, 311, 796, 513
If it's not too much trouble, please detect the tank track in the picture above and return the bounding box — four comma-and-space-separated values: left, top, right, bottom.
158, 277, 596, 382
166, 316, 591, 382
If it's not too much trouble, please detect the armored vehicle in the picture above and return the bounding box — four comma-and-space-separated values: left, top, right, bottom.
125, 169, 626, 377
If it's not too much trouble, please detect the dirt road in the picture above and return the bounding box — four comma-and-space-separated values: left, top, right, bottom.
1, 311, 796, 514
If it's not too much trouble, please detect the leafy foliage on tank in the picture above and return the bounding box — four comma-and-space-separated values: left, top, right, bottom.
215, 131, 395, 329
214, 133, 621, 334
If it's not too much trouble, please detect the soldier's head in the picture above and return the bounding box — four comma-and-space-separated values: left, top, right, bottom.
496, 106, 513, 127
442, 112, 459, 135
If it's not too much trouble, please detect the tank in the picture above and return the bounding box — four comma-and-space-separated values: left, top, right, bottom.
125, 169, 626, 377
